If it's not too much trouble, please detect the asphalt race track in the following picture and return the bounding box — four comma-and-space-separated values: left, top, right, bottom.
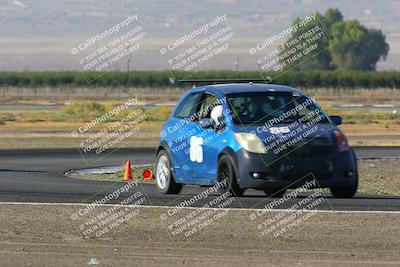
0, 147, 399, 211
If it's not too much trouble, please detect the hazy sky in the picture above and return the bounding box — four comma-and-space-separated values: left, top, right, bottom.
0, 0, 398, 71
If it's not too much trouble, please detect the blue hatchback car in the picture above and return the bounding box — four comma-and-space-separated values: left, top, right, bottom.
155, 83, 358, 198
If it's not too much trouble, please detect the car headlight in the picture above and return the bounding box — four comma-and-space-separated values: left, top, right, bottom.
234, 133, 267, 154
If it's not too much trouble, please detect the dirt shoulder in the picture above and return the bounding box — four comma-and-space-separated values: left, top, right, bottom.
0, 204, 399, 266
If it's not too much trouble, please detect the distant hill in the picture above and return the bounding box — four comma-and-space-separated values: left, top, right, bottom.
0, 0, 399, 71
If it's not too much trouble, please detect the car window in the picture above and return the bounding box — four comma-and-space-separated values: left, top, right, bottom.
174, 92, 201, 119
227, 92, 328, 125
198, 93, 219, 120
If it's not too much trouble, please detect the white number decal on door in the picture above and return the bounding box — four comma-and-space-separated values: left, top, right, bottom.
189, 136, 203, 163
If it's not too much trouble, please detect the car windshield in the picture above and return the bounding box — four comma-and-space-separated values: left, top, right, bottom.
226, 91, 328, 125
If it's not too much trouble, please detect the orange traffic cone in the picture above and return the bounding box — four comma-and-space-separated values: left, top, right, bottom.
123, 160, 133, 181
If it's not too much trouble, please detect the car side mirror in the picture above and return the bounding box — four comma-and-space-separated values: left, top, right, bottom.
199, 118, 216, 129
210, 105, 224, 126
330, 115, 342, 125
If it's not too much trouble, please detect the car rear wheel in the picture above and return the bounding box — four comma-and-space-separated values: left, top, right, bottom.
155, 150, 182, 194
217, 155, 244, 197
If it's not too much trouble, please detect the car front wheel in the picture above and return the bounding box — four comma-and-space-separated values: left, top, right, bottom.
330, 184, 357, 198
330, 172, 358, 198
330, 153, 358, 198
217, 155, 244, 197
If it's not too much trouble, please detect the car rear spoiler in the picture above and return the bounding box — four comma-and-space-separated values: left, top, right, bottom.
169, 77, 272, 85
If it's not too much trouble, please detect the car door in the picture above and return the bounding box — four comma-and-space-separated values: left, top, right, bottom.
184, 92, 228, 184
167, 91, 202, 183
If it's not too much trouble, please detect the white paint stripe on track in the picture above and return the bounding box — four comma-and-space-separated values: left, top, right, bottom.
372, 104, 395, 107
1, 201, 400, 214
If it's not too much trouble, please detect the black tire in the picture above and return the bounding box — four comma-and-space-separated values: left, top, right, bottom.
217, 155, 244, 197
330, 183, 357, 198
263, 188, 287, 198
155, 150, 182, 194
330, 153, 358, 198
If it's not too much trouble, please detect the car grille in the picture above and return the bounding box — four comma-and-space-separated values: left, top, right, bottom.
265, 137, 333, 158
290, 144, 332, 158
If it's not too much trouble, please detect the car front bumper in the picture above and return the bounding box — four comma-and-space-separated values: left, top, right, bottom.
231, 148, 358, 190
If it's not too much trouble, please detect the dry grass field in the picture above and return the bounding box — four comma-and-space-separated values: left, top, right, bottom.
0, 86, 399, 148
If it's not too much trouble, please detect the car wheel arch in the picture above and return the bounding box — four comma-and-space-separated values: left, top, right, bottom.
157, 141, 172, 157
156, 141, 176, 174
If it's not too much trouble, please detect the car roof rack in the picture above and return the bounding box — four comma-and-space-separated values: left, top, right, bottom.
169, 77, 272, 85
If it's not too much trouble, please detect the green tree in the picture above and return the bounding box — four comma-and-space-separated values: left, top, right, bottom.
278, 8, 389, 71
323, 8, 343, 31
277, 12, 332, 71
329, 20, 389, 70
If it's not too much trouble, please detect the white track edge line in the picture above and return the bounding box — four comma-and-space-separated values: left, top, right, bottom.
0, 201, 400, 214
